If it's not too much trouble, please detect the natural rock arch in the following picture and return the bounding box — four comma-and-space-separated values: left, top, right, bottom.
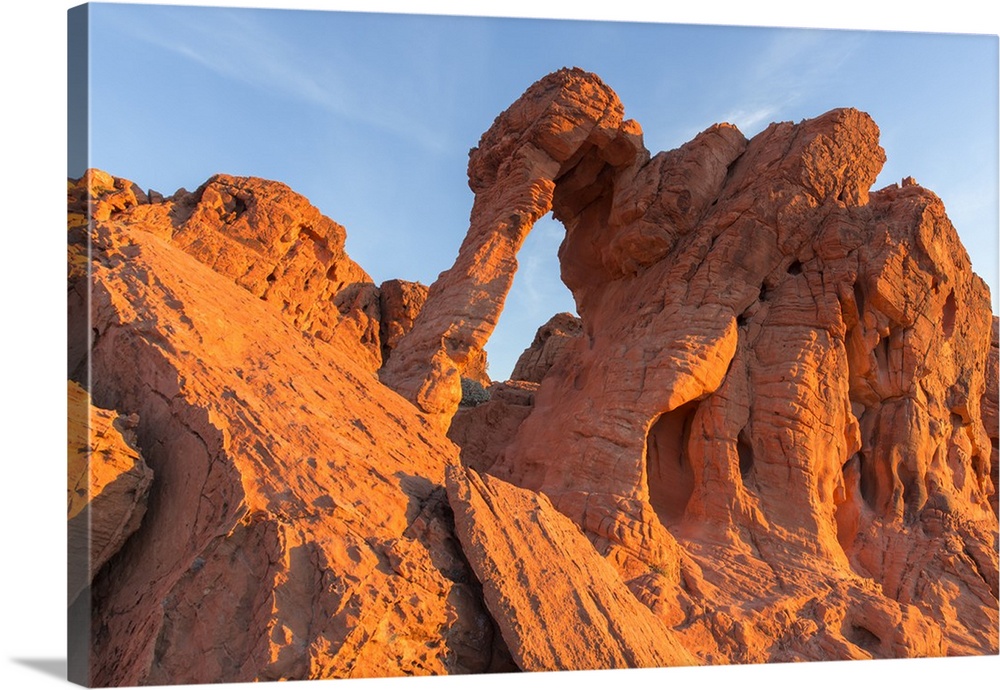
383, 70, 997, 652
379, 68, 646, 429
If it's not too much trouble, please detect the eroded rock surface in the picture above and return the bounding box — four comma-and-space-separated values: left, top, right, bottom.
67, 380, 153, 606
71, 170, 421, 374
68, 184, 514, 685
380, 68, 641, 427
68, 65, 998, 684
446, 466, 695, 670
395, 68, 999, 659
510, 312, 583, 383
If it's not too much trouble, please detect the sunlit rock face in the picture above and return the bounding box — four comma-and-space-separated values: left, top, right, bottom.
68, 171, 514, 686
68, 66, 997, 686
388, 68, 998, 660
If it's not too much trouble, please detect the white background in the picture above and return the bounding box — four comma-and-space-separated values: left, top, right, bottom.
2, 1, 997, 689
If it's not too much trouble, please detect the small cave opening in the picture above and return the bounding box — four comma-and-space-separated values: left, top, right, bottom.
874, 333, 891, 375
858, 450, 878, 513
852, 282, 866, 316
845, 623, 882, 656
787, 259, 803, 276
737, 427, 755, 486
758, 283, 770, 303
645, 400, 699, 526
942, 289, 957, 338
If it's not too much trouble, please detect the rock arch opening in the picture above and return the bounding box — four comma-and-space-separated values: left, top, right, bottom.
379, 68, 642, 429
483, 212, 578, 380
645, 400, 699, 526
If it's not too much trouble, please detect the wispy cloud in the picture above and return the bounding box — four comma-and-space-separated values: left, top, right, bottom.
717, 105, 781, 134
717, 29, 864, 136
108, 6, 452, 153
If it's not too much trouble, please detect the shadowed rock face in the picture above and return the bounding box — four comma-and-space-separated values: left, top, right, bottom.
69, 66, 997, 684
67, 381, 153, 606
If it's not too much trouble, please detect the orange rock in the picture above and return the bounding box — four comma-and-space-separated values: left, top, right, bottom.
446, 465, 696, 670
71, 205, 513, 685
378, 278, 429, 365
415, 69, 996, 659
983, 316, 999, 515
69, 170, 383, 370
67, 380, 153, 606
510, 312, 582, 383
380, 68, 643, 428
68, 64, 998, 682
447, 381, 537, 473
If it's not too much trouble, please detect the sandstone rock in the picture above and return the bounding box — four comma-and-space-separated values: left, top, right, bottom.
67, 380, 153, 606
69, 171, 384, 371
70, 208, 514, 685
403, 68, 998, 659
983, 316, 999, 515
510, 312, 582, 383
68, 64, 998, 681
378, 278, 429, 365
445, 466, 696, 671
447, 381, 537, 474
380, 67, 643, 428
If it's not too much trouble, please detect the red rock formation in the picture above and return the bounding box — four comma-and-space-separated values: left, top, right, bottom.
69, 65, 998, 684
70, 169, 383, 370
378, 278, 429, 364
69, 181, 514, 685
446, 466, 696, 670
510, 312, 582, 383
984, 316, 999, 515
389, 68, 998, 659
67, 380, 153, 606
380, 68, 642, 428
447, 381, 537, 473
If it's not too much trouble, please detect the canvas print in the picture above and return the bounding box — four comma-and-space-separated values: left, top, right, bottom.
67, 2, 1000, 687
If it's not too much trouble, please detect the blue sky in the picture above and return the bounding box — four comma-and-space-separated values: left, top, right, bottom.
80, 2, 999, 379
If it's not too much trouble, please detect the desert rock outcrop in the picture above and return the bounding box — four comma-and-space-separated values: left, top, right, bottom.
69, 170, 450, 375
68, 179, 514, 685
446, 466, 696, 670
69, 65, 998, 685
385, 68, 998, 657
379, 68, 641, 428
510, 312, 583, 383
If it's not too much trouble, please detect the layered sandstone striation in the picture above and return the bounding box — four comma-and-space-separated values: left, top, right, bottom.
69, 66, 998, 686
